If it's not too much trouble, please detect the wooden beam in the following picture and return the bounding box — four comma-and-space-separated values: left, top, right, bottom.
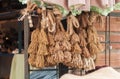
0, 10, 20, 20
0, 19, 17, 24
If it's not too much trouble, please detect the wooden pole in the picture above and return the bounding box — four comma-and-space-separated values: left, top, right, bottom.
24, 16, 30, 79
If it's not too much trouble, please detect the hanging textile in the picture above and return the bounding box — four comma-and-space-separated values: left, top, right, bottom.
116, 0, 120, 3
43, 0, 68, 9
79, 0, 90, 11
19, 0, 120, 16
90, 0, 115, 9
68, 0, 85, 9
10, 54, 24, 79
114, 0, 120, 10
91, 0, 116, 16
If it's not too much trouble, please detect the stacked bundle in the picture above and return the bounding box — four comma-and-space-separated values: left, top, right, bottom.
77, 11, 103, 71
28, 8, 71, 68
28, 7, 103, 71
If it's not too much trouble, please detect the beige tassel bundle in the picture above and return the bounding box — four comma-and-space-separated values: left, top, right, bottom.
76, 11, 104, 71
28, 8, 49, 68
67, 14, 80, 53
87, 22, 103, 56
65, 14, 84, 69
28, 28, 40, 67
28, 28, 39, 54
46, 9, 72, 66
38, 29, 48, 55
33, 28, 48, 68
33, 10, 53, 68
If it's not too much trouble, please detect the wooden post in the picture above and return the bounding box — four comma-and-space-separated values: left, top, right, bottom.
24, 16, 30, 79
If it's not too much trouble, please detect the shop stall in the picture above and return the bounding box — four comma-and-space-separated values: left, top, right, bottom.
1, 0, 120, 79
